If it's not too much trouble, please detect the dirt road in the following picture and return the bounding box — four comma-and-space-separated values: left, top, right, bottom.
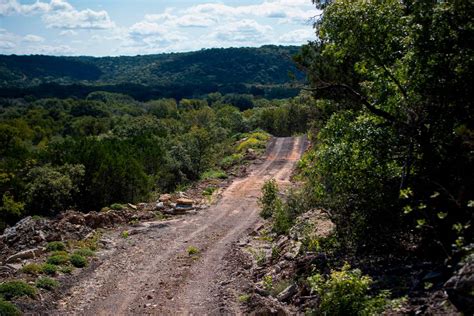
55, 136, 307, 315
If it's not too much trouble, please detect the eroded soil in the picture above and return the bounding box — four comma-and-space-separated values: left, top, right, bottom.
53, 136, 307, 315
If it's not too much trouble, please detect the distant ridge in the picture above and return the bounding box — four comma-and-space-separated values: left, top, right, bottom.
0, 45, 304, 100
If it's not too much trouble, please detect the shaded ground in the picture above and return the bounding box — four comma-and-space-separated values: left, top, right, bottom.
53, 136, 307, 315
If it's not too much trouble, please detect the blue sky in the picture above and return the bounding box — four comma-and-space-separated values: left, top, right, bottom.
0, 0, 320, 56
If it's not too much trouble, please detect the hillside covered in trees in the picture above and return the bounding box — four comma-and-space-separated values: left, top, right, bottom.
0, 46, 303, 100
0, 0, 472, 314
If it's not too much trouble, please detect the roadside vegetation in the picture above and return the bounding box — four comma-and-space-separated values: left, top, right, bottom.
249, 0, 472, 314
0, 0, 471, 314
0, 92, 315, 231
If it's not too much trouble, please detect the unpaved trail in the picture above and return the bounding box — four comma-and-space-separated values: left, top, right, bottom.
55, 136, 307, 315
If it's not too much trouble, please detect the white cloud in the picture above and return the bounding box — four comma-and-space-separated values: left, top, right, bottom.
1, 0, 115, 30
0, 28, 17, 50
43, 8, 115, 29
208, 19, 272, 44
22, 34, 45, 42
122, 0, 319, 53
29, 44, 75, 55
126, 21, 187, 52
59, 30, 77, 36
278, 28, 315, 44
184, 1, 318, 25
0, 0, 72, 16
0, 40, 15, 49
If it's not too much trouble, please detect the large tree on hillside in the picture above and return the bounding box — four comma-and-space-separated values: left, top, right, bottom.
296, 0, 473, 254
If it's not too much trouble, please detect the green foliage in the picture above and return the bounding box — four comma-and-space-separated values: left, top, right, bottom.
259, 179, 279, 219
73, 248, 94, 257
46, 241, 66, 252
202, 186, 217, 197
308, 264, 389, 315
110, 203, 125, 211
46, 254, 70, 266
298, 0, 474, 255
35, 277, 59, 291
220, 153, 243, 169
20, 263, 42, 276
262, 275, 273, 292
69, 254, 88, 268
67, 231, 102, 251
59, 266, 74, 274
200, 170, 227, 180
187, 246, 200, 256
40, 263, 58, 276
0, 193, 24, 219
0, 280, 36, 300
305, 111, 402, 248
272, 198, 291, 235
0, 46, 303, 100
25, 164, 85, 215
0, 299, 21, 316
120, 231, 129, 239
238, 294, 250, 303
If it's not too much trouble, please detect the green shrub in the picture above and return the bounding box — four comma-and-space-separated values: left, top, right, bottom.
70, 254, 88, 268
0, 299, 21, 316
249, 131, 270, 141
202, 186, 217, 197
46, 254, 69, 265
237, 137, 262, 152
59, 266, 74, 274
46, 241, 66, 252
259, 179, 279, 219
25, 164, 85, 215
20, 263, 41, 276
220, 153, 243, 169
120, 231, 129, 239
40, 263, 57, 276
110, 203, 125, 210
308, 263, 389, 315
73, 248, 94, 257
200, 169, 227, 180
187, 246, 199, 255
238, 294, 250, 303
35, 277, 59, 291
271, 279, 292, 297
68, 230, 102, 251
0, 280, 36, 300
262, 275, 273, 292
272, 199, 292, 235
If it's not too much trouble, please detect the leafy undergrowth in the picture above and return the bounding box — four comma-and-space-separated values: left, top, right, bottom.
239, 179, 464, 315
0, 236, 100, 313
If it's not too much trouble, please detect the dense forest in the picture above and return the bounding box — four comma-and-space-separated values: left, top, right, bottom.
0, 0, 472, 314
0, 46, 303, 100
0, 91, 316, 230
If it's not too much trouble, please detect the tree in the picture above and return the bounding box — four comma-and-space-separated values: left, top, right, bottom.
297, 0, 473, 254
25, 164, 85, 215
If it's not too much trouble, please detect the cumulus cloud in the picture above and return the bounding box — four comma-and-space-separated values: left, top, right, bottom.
126, 21, 187, 52
1, 0, 319, 55
22, 34, 45, 42
278, 28, 315, 44
184, 1, 318, 25
123, 0, 319, 53
29, 44, 75, 55
59, 30, 78, 36
208, 19, 272, 44
43, 8, 115, 29
1, 0, 115, 30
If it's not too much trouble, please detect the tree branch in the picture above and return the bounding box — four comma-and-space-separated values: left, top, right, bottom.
302, 83, 403, 124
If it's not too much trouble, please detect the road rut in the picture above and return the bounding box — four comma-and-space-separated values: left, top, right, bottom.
55, 136, 307, 315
